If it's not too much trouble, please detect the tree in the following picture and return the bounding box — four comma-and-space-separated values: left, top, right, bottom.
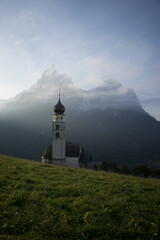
100, 161, 118, 172
133, 164, 151, 178
42, 144, 52, 160
152, 169, 160, 178
121, 164, 131, 175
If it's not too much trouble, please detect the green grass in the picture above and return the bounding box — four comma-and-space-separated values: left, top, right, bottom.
0, 154, 160, 240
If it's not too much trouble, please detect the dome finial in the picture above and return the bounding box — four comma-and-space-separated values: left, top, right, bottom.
54, 88, 65, 114
59, 88, 61, 100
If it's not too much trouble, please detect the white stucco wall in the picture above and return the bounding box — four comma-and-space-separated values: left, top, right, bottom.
65, 157, 79, 168
51, 157, 79, 168
52, 114, 66, 160
52, 138, 65, 159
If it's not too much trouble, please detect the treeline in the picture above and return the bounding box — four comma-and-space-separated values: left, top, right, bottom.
93, 161, 160, 178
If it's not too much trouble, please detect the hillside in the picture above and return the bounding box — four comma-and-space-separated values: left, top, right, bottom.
0, 155, 160, 240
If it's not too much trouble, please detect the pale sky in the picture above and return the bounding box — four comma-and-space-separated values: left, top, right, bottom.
0, 0, 160, 118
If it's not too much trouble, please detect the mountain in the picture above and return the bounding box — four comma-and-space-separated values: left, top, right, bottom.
0, 66, 160, 167
0, 65, 143, 112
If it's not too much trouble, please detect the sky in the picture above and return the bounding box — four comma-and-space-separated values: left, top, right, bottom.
0, 0, 160, 119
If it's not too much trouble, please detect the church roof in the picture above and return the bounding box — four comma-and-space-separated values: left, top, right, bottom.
66, 142, 81, 157
42, 142, 92, 164
79, 149, 92, 163
66, 142, 92, 163
54, 95, 65, 114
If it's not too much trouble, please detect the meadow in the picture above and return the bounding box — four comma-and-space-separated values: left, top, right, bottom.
0, 154, 160, 240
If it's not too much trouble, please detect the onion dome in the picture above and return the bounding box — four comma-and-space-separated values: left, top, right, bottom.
54, 95, 65, 114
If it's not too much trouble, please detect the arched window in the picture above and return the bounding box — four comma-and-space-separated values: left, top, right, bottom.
56, 124, 60, 130
56, 132, 60, 138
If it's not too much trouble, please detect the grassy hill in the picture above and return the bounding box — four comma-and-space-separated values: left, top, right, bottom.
0, 155, 160, 240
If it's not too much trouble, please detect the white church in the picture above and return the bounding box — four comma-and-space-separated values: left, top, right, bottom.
42, 95, 92, 168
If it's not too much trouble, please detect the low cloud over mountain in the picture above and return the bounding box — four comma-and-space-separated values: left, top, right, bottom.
0, 66, 159, 167
0, 65, 144, 113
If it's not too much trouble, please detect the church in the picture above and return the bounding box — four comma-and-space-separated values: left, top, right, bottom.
42, 95, 92, 168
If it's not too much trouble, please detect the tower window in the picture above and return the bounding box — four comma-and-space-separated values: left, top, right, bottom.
56, 124, 60, 130
56, 132, 60, 138
61, 116, 63, 120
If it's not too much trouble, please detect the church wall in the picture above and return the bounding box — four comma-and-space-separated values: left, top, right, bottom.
52, 138, 65, 159
51, 157, 79, 168
52, 117, 65, 160
65, 157, 79, 168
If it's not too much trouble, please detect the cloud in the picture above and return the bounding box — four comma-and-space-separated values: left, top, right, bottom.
0, 65, 142, 115
14, 39, 23, 45
138, 92, 160, 120
2, 64, 160, 121
14, 65, 81, 101
0, 33, 45, 99
29, 36, 42, 43
70, 54, 143, 90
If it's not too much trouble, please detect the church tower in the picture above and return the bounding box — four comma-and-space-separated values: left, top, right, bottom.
52, 94, 66, 160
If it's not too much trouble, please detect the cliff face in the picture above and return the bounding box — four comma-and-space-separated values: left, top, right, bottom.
0, 66, 160, 166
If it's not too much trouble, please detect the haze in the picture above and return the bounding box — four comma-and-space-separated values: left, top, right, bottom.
0, 0, 159, 119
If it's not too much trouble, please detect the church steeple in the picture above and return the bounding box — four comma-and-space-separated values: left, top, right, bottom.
52, 94, 66, 160
54, 94, 65, 114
